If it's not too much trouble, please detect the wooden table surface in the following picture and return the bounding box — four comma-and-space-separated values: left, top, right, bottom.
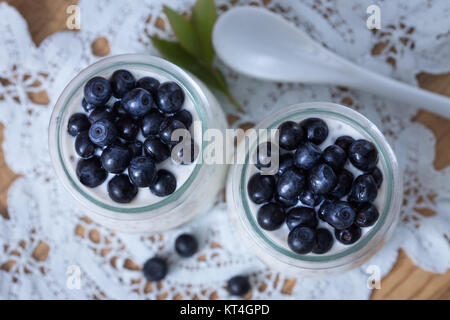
0, 0, 449, 300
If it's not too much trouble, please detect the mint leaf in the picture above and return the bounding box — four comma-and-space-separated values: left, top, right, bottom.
191, 0, 217, 65
163, 5, 201, 58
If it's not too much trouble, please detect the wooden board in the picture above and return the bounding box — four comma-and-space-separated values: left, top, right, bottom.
0, 0, 449, 300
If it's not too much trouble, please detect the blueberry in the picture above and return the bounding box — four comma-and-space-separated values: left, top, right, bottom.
298, 189, 322, 207
300, 118, 328, 144
328, 169, 354, 199
175, 234, 198, 257
143, 136, 170, 163
159, 118, 186, 146
278, 121, 303, 150
156, 81, 185, 114
89, 119, 117, 147
143, 257, 168, 282
247, 173, 275, 204
109, 69, 136, 98
257, 202, 285, 231
334, 135, 355, 152
277, 167, 305, 200
75, 131, 96, 158
113, 100, 128, 117
318, 198, 332, 221
277, 153, 294, 176
325, 201, 355, 230
88, 105, 116, 124
255, 142, 279, 171
227, 275, 250, 297
107, 174, 138, 203
286, 206, 318, 230
308, 164, 337, 195
68, 113, 90, 136
355, 203, 379, 227
122, 88, 153, 117
287, 226, 316, 254
274, 193, 298, 208
322, 145, 347, 171
100, 144, 131, 174
115, 117, 139, 141
173, 138, 199, 165
82, 98, 96, 113
348, 139, 378, 172
137, 76, 160, 95
370, 167, 383, 188
348, 174, 378, 203
76, 157, 107, 187
172, 110, 193, 129
312, 228, 334, 254
293, 142, 322, 170
84, 76, 111, 106
128, 156, 156, 187
127, 140, 143, 157
150, 169, 177, 197
335, 225, 362, 245
140, 110, 165, 137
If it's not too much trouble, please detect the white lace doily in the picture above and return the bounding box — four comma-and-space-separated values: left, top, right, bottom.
0, 0, 449, 300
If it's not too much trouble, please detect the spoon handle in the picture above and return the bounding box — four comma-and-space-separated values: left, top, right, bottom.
346, 64, 450, 119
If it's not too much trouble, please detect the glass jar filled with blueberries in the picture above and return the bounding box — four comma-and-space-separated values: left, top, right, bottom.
50, 54, 228, 233
227, 102, 402, 277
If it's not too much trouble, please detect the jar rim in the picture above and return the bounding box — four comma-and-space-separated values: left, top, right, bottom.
232, 102, 402, 268
49, 54, 209, 217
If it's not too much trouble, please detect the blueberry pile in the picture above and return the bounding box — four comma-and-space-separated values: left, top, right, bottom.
68, 69, 195, 203
247, 118, 383, 255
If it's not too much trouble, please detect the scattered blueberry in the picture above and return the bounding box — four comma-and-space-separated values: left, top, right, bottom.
328, 169, 354, 199
257, 202, 285, 231
159, 118, 186, 146
110, 69, 136, 98
76, 157, 107, 188
74, 131, 96, 158
227, 275, 250, 297
287, 226, 316, 254
322, 145, 347, 171
334, 135, 355, 152
293, 142, 322, 170
137, 76, 160, 95
140, 110, 165, 137
143, 136, 171, 163
122, 88, 153, 117
278, 121, 303, 150
143, 257, 168, 282
84, 76, 111, 106
335, 225, 362, 245
127, 140, 143, 157
286, 206, 318, 230
325, 201, 355, 230
355, 203, 379, 227
277, 167, 305, 200
308, 163, 337, 195
116, 117, 139, 141
247, 173, 275, 204
277, 153, 294, 176
82, 98, 96, 113
150, 169, 177, 197
348, 139, 379, 172
175, 234, 198, 257
101, 144, 131, 174
312, 228, 334, 254
370, 167, 383, 188
348, 174, 378, 203
128, 156, 157, 187
107, 174, 138, 203
88, 105, 116, 124
156, 81, 185, 114
68, 113, 90, 136
300, 118, 328, 144
172, 110, 193, 129
89, 119, 117, 147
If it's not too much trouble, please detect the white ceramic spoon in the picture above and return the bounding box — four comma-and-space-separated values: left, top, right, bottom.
212, 6, 450, 118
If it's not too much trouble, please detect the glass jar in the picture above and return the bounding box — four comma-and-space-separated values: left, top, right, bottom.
227, 102, 402, 277
49, 54, 228, 233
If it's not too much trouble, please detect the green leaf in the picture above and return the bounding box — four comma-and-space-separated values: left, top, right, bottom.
163, 5, 202, 58
191, 0, 217, 64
